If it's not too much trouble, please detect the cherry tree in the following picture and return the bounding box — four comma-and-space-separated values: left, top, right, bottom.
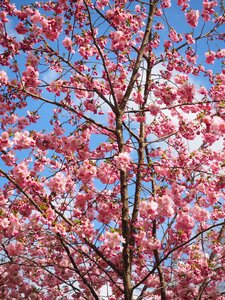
0, 0, 225, 299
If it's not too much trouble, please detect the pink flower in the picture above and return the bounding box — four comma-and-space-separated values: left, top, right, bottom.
174, 74, 188, 84
45, 207, 56, 222
134, 92, 144, 104
203, 0, 217, 11
0, 70, 8, 86
216, 49, 225, 59
135, 5, 141, 13
202, 0, 217, 20
48, 80, 64, 95
13, 162, 30, 186
147, 237, 161, 251
96, 0, 109, 10
15, 22, 28, 34
185, 33, 195, 44
84, 100, 97, 113
1, 151, 16, 166
210, 79, 225, 101
139, 200, 158, 219
155, 8, 163, 16
202, 10, 210, 21
211, 116, 225, 135
112, 30, 123, 42
177, 0, 189, 10
185, 10, 200, 27
41, 16, 63, 41
14, 131, 35, 149
154, 22, 164, 30
78, 160, 97, 182
186, 52, 197, 64
104, 231, 125, 249
0, 11, 8, 23
205, 51, 216, 64
97, 162, 118, 184
30, 11, 42, 23
47, 172, 66, 193
22, 66, 40, 88
110, 30, 130, 51
176, 212, 195, 233
62, 37, 75, 53
97, 202, 118, 224
164, 40, 172, 51
192, 205, 210, 222
26, 53, 39, 68
162, 0, 171, 8
158, 195, 174, 217
198, 86, 208, 95
114, 152, 131, 171
0, 218, 10, 230
78, 46, 95, 59
6, 242, 23, 256
147, 104, 161, 116
169, 29, 180, 42
75, 193, 87, 211
0, 131, 11, 150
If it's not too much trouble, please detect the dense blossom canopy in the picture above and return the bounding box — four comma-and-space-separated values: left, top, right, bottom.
0, 0, 225, 299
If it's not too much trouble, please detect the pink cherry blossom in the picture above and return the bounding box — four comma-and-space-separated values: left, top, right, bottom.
22, 66, 40, 88
26, 53, 39, 68
0, 11, 8, 22
15, 22, 28, 34
78, 160, 97, 182
135, 5, 141, 13
40, 15, 63, 41
211, 116, 225, 135
216, 49, 225, 59
177, 0, 190, 10
97, 162, 118, 184
157, 195, 174, 217
202, 1, 217, 21
0, 131, 11, 150
139, 200, 158, 219
205, 51, 216, 64
161, 0, 171, 8
192, 205, 210, 222
185, 10, 200, 27
47, 80, 64, 95
0, 70, 8, 86
110, 30, 129, 51
6, 242, 23, 256
114, 152, 131, 171
134, 91, 144, 104
169, 29, 180, 42
185, 33, 195, 44
0, 218, 10, 230
176, 212, 195, 234
13, 131, 35, 149
12, 161, 30, 186
104, 231, 125, 249
96, 0, 109, 10
199, 86, 208, 95
62, 37, 75, 53
47, 172, 67, 193
154, 22, 164, 30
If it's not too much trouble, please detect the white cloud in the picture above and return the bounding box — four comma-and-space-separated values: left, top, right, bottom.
42, 69, 59, 83
150, 63, 224, 153
99, 284, 112, 298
